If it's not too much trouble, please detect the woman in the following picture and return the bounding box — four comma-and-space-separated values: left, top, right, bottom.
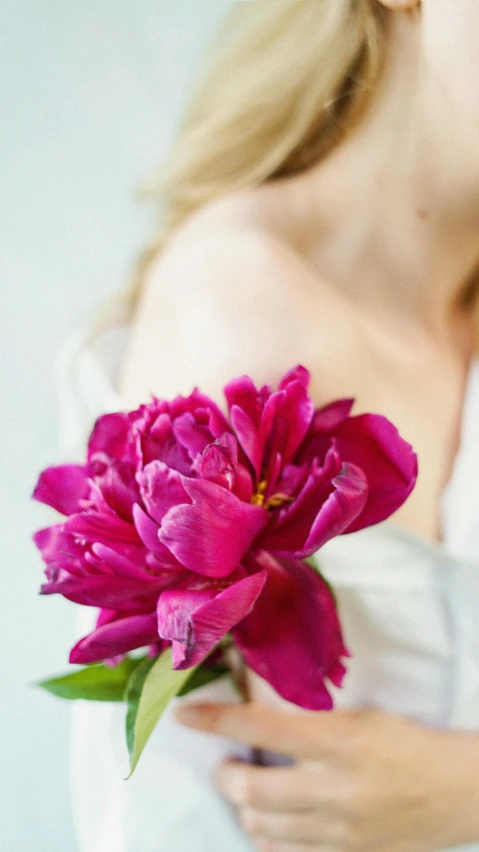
68, 1, 479, 850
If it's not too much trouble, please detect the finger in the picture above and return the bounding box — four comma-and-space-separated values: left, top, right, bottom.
214, 758, 351, 815
214, 761, 320, 810
239, 805, 348, 845
175, 700, 368, 760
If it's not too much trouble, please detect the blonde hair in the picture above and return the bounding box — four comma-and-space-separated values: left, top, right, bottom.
92, 0, 390, 332
94, 0, 478, 337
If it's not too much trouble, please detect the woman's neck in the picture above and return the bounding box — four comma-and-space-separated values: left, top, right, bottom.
273, 12, 479, 353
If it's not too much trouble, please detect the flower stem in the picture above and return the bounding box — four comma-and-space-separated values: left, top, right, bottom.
224, 646, 264, 766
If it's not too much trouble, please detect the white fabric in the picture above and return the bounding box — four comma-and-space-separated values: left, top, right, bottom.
57, 325, 479, 852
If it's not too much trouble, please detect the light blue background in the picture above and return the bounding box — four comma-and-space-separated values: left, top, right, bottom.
1, 2, 229, 849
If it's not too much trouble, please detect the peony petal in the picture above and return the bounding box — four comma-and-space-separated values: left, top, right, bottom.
298, 462, 369, 555
278, 364, 310, 391
256, 393, 284, 482
230, 404, 262, 478
147, 411, 171, 442
258, 390, 284, 448
328, 659, 349, 688
225, 372, 313, 480
132, 504, 182, 570
263, 450, 283, 497
231, 460, 255, 503
136, 460, 190, 525
40, 574, 167, 610
96, 608, 119, 628
233, 550, 349, 710
273, 461, 310, 500
169, 388, 228, 427
159, 478, 269, 578
172, 411, 216, 459
32, 465, 89, 516
263, 379, 314, 466
194, 433, 254, 501
134, 410, 172, 468
207, 406, 232, 440
223, 375, 269, 428
89, 455, 139, 521
90, 542, 155, 581
157, 571, 267, 669
64, 512, 142, 547
33, 525, 87, 577
140, 428, 192, 475
332, 414, 418, 531
83, 550, 116, 576
257, 448, 341, 554
132, 503, 161, 550
195, 434, 238, 491
260, 461, 368, 559
69, 613, 159, 664
87, 413, 131, 460
311, 398, 355, 432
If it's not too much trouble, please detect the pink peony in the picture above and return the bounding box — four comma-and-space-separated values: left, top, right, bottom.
33, 365, 417, 710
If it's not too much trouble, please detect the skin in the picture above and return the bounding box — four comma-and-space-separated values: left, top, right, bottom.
120, 0, 479, 848
174, 701, 479, 852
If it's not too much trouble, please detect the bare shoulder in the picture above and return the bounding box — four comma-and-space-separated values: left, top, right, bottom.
119, 193, 363, 410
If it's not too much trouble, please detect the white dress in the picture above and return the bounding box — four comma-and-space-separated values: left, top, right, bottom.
56, 324, 479, 852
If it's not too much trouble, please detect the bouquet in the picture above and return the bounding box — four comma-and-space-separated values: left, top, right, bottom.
32, 364, 417, 776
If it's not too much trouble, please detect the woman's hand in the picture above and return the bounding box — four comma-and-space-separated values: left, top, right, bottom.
175, 701, 479, 852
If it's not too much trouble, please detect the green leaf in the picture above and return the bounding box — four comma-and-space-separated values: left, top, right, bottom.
34, 657, 146, 702
305, 554, 321, 573
124, 647, 198, 779
178, 663, 229, 697
124, 657, 227, 762
124, 655, 157, 758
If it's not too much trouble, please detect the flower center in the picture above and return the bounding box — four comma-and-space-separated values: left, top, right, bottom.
250, 479, 294, 510
250, 479, 267, 506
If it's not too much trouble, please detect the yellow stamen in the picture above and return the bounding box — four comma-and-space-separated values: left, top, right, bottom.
250, 478, 268, 506
251, 476, 294, 510
265, 493, 294, 510
250, 492, 265, 506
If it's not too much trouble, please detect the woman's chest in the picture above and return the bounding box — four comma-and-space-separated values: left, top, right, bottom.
307, 336, 470, 546
246, 208, 477, 546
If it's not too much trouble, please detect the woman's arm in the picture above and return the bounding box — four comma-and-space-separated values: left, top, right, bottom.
118, 201, 357, 412
175, 700, 479, 852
